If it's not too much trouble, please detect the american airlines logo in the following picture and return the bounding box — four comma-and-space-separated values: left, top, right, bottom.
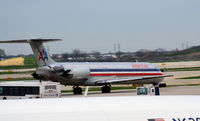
147, 117, 200, 121
132, 64, 149, 68
172, 117, 200, 121
39, 49, 48, 61
148, 118, 165, 121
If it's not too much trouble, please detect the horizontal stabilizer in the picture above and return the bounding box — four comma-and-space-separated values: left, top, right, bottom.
0, 39, 61, 43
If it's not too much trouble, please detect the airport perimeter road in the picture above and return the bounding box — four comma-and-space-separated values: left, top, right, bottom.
61, 85, 200, 97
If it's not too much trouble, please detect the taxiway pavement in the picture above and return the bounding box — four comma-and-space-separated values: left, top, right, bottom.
61, 85, 200, 97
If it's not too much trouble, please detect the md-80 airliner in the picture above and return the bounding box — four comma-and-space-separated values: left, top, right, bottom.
0, 39, 170, 94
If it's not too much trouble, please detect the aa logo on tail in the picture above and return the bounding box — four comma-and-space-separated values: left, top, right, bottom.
39, 49, 48, 61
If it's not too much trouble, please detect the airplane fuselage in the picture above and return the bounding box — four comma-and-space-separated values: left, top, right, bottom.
47, 62, 163, 86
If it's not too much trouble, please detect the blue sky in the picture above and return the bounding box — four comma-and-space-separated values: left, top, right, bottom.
0, 0, 199, 55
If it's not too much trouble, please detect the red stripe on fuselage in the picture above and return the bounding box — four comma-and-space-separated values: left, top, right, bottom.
90, 73, 163, 76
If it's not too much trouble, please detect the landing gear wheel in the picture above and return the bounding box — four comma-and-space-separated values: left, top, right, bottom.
101, 85, 111, 93
77, 87, 82, 94
73, 86, 82, 95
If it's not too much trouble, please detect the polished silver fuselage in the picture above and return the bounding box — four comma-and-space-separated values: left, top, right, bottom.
46, 62, 163, 86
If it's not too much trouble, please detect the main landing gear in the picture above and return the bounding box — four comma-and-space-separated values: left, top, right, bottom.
101, 85, 111, 93
73, 86, 82, 95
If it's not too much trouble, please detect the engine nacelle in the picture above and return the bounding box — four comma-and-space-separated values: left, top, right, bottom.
32, 72, 49, 81
68, 67, 90, 80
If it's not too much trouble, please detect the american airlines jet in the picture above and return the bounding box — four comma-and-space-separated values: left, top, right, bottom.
0, 39, 170, 94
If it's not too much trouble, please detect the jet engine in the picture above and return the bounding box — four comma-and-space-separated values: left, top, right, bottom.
64, 67, 90, 80
32, 66, 52, 81
32, 72, 48, 81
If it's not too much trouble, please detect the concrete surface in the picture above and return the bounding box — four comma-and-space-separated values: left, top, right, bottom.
61, 85, 200, 98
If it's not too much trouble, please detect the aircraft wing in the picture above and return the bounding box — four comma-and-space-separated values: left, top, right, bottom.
95, 75, 172, 84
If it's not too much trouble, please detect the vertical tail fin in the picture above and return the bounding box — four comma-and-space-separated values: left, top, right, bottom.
0, 39, 61, 67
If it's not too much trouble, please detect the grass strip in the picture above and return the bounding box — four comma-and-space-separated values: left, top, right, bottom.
0, 65, 37, 70
161, 67, 200, 72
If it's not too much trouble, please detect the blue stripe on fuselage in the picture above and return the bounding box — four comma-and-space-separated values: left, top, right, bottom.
90, 69, 160, 72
